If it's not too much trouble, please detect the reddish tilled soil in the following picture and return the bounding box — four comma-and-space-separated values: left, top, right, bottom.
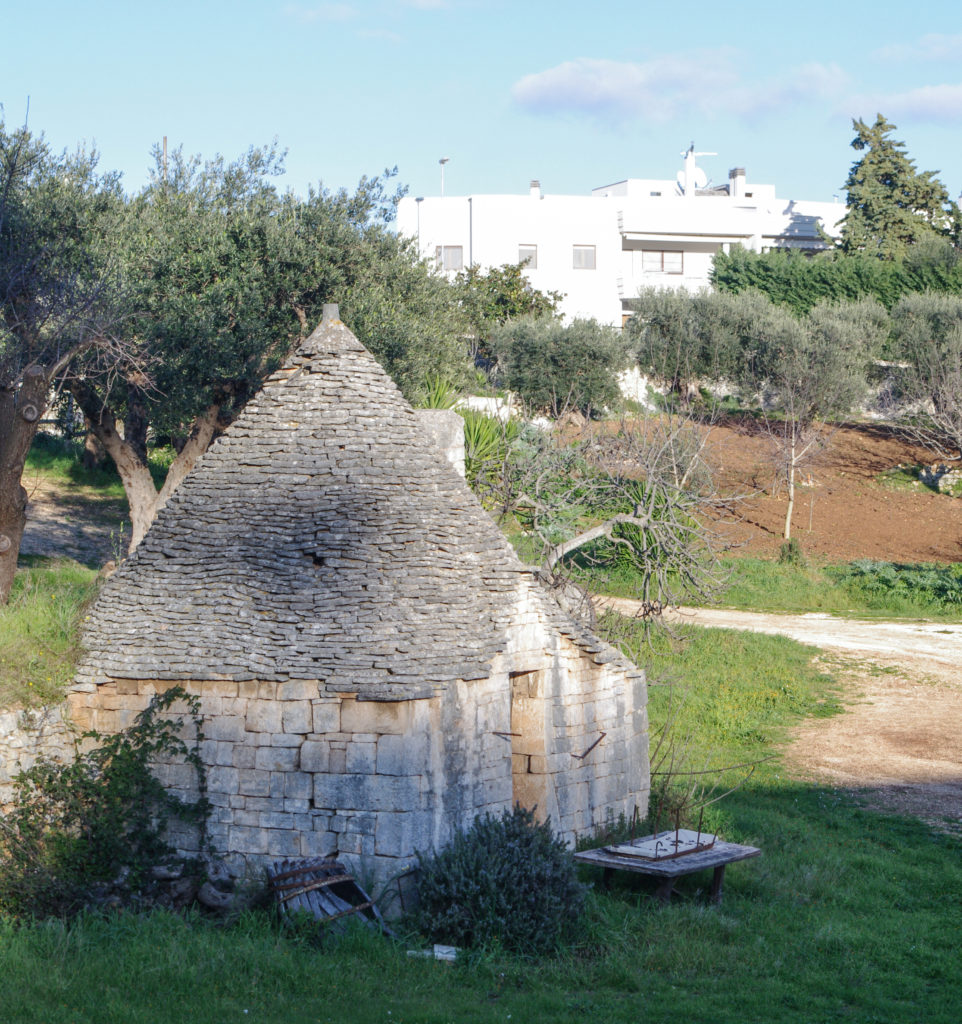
705, 419, 962, 564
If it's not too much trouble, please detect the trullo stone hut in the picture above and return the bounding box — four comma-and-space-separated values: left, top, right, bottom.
70, 308, 649, 885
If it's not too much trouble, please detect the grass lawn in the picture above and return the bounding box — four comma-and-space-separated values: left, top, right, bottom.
0, 558, 98, 708
24, 431, 175, 498
1, 617, 959, 1023
24, 433, 126, 500
592, 555, 962, 621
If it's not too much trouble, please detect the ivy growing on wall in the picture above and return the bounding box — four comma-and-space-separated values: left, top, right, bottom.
0, 686, 207, 918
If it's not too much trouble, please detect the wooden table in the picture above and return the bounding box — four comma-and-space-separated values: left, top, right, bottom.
574, 832, 761, 904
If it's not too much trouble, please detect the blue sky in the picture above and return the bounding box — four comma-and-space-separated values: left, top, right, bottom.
5, 1, 962, 206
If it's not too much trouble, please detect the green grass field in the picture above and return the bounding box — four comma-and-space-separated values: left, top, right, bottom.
0, 559, 98, 708
1, 611, 959, 1023
594, 554, 962, 621
25, 432, 175, 497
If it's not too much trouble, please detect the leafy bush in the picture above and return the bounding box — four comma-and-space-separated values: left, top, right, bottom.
416, 374, 459, 409
778, 537, 806, 567
0, 687, 207, 918
460, 409, 520, 494
414, 805, 586, 954
825, 560, 962, 610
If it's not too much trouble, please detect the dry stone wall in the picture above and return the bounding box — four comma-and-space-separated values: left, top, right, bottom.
0, 705, 75, 810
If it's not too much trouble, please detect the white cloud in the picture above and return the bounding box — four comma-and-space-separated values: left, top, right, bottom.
734, 62, 849, 118
874, 33, 962, 63
511, 54, 739, 122
870, 84, 962, 123
511, 54, 848, 124
284, 3, 358, 23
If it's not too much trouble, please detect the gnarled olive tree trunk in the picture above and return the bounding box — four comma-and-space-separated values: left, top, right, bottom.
71, 380, 223, 553
0, 365, 49, 602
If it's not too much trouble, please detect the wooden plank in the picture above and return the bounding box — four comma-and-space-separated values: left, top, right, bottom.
267, 857, 394, 937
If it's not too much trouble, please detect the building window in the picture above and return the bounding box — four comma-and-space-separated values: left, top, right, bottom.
518, 244, 537, 269
641, 249, 683, 274
573, 245, 596, 270
435, 245, 463, 271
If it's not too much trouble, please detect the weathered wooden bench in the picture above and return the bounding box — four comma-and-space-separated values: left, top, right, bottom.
574, 831, 761, 904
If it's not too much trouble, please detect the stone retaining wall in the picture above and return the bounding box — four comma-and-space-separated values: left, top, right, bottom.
0, 704, 75, 810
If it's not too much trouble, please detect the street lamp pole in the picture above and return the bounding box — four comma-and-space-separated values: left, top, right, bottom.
439, 157, 450, 197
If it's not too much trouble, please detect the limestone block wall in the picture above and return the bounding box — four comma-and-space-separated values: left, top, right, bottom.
66, 673, 517, 889
0, 705, 75, 811
414, 409, 466, 478
461, 581, 649, 841
61, 654, 643, 893
541, 637, 648, 838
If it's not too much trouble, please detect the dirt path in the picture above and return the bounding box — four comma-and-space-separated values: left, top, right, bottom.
19, 477, 125, 567
602, 597, 962, 833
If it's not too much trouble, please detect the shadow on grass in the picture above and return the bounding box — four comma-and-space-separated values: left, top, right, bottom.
1, 782, 958, 1024
570, 779, 961, 1023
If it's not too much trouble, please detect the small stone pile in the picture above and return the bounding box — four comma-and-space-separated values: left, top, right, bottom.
919, 462, 962, 496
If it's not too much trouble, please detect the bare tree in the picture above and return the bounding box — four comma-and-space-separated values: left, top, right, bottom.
470, 409, 730, 629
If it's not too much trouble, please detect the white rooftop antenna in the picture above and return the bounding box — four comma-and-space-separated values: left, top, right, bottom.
679, 142, 716, 197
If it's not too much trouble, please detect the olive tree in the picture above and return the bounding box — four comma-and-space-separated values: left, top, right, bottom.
890, 292, 962, 462
69, 144, 472, 552
627, 286, 740, 397
488, 315, 632, 417
632, 287, 888, 540
0, 119, 126, 601
753, 297, 887, 539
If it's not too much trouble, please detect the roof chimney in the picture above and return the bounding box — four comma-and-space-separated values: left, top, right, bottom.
729, 167, 746, 199
529, 179, 542, 198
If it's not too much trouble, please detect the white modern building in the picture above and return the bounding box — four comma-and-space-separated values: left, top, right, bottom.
397, 148, 846, 327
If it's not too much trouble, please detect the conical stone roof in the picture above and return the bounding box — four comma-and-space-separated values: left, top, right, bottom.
78, 311, 617, 699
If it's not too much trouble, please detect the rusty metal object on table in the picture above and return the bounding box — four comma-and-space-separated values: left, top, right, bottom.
605, 827, 716, 861
267, 857, 393, 935
575, 832, 761, 905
